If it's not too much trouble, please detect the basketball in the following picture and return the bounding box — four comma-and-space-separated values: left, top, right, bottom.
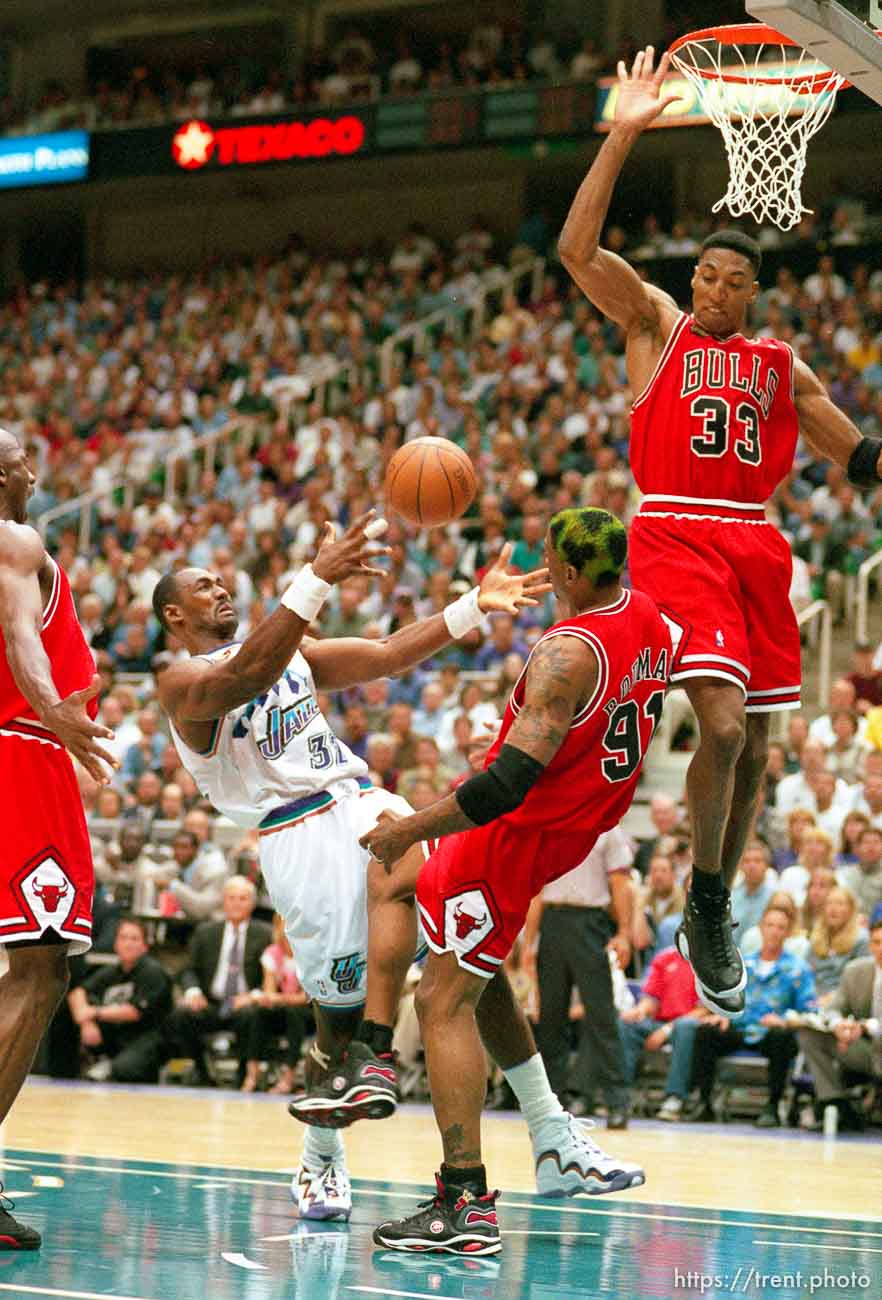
385, 436, 477, 527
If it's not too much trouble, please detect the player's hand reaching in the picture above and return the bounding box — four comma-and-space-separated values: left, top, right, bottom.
359, 809, 418, 869
312, 510, 390, 584
613, 45, 681, 132
41, 675, 119, 785
477, 543, 552, 615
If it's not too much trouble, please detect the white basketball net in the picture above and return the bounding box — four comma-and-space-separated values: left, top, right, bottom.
670, 33, 844, 230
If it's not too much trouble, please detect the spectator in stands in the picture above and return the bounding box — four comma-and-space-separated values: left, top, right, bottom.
689, 905, 817, 1127
798, 919, 882, 1131
850, 773, 882, 829
773, 807, 817, 871
810, 769, 849, 842
837, 827, 882, 922
164, 877, 272, 1087
731, 841, 777, 933
619, 945, 702, 1121
120, 708, 167, 786
240, 915, 312, 1094
801, 866, 837, 937
835, 811, 871, 866
809, 679, 864, 748
149, 817, 228, 921
846, 643, 882, 712
825, 710, 867, 785
740, 890, 809, 960
526, 827, 633, 1129
807, 886, 870, 1002
474, 612, 529, 672
780, 828, 835, 908
776, 740, 849, 819
68, 918, 172, 1083
127, 771, 165, 837
367, 733, 399, 791
412, 681, 447, 739
793, 514, 847, 620
633, 793, 684, 877
93, 824, 154, 948
631, 853, 684, 959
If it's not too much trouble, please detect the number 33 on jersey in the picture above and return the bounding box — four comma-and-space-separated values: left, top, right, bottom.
628, 312, 798, 504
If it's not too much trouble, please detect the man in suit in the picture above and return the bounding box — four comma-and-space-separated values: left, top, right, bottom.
798, 919, 882, 1131
164, 875, 272, 1085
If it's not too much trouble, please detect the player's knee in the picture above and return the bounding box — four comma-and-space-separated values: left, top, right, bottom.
706, 712, 746, 761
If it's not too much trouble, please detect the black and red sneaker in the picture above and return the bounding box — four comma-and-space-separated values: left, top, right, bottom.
0, 1185, 41, 1251
372, 1175, 501, 1255
288, 1040, 399, 1129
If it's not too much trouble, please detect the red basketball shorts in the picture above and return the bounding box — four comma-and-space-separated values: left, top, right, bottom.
0, 719, 94, 954
416, 819, 597, 977
629, 505, 801, 713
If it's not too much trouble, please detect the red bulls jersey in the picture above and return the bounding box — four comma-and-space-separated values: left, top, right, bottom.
0, 554, 97, 727
484, 588, 671, 834
629, 313, 798, 504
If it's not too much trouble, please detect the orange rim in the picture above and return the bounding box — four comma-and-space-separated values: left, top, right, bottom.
668, 22, 844, 93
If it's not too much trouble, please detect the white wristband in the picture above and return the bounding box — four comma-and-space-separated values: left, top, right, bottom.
443, 586, 483, 640
281, 563, 332, 622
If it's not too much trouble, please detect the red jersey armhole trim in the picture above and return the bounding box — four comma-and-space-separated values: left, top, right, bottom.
631, 312, 691, 412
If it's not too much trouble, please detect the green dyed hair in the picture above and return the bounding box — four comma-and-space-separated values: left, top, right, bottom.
548, 507, 627, 587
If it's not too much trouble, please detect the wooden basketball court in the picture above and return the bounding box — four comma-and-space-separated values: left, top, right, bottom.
1, 1080, 879, 1299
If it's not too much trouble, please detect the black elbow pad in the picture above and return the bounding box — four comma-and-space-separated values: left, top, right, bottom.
846, 437, 882, 487
455, 743, 545, 826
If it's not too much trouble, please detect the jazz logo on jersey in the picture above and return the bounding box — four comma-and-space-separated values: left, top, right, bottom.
329, 951, 366, 995
258, 696, 320, 760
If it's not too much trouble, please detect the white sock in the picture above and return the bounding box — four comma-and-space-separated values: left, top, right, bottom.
503, 1053, 565, 1134
302, 1125, 345, 1166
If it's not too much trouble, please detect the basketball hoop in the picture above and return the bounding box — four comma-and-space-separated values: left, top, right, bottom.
668, 23, 845, 231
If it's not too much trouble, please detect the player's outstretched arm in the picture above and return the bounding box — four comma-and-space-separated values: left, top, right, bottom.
793, 357, 882, 485
158, 513, 388, 723
304, 543, 551, 690
359, 633, 596, 867
559, 46, 681, 333
0, 523, 118, 782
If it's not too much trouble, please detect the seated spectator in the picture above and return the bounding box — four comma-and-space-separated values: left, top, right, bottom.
689, 905, 817, 1127
836, 812, 871, 869
847, 642, 882, 712
772, 807, 817, 871
93, 824, 155, 947
807, 886, 870, 1003
241, 914, 312, 1094
808, 678, 863, 748
121, 708, 167, 786
68, 918, 172, 1083
798, 919, 882, 1131
126, 771, 165, 837
731, 842, 777, 933
367, 732, 399, 791
474, 612, 528, 672
412, 681, 447, 739
633, 793, 684, 876
740, 891, 810, 960
149, 825, 229, 921
632, 854, 684, 958
164, 877, 272, 1087
158, 781, 185, 822
800, 866, 837, 937
387, 701, 419, 770
776, 741, 848, 818
810, 770, 849, 842
837, 827, 882, 922
825, 710, 867, 785
849, 772, 882, 830
619, 946, 702, 1121
779, 828, 834, 907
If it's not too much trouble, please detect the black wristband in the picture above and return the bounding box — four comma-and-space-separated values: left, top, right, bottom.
846, 436, 882, 487
455, 742, 545, 826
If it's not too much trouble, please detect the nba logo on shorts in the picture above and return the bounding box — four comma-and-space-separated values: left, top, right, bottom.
19, 854, 75, 927
329, 951, 366, 995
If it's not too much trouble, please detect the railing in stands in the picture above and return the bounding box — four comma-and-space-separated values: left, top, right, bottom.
36, 480, 139, 553
378, 257, 546, 388
798, 598, 832, 708
855, 550, 882, 645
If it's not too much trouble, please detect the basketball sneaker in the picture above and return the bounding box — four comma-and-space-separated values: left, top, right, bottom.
0, 1186, 41, 1250
373, 1175, 501, 1255
533, 1113, 645, 1197
288, 1040, 398, 1129
675, 888, 746, 1016
291, 1154, 352, 1221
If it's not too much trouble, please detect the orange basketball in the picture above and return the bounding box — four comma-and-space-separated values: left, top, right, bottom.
385, 436, 477, 527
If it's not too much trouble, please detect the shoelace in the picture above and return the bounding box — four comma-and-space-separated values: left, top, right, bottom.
566, 1115, 607, 1158
0, 1181, 14, 1213
694, 896, 739, 968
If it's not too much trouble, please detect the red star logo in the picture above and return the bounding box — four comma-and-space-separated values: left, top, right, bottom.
172, 119, 215, 170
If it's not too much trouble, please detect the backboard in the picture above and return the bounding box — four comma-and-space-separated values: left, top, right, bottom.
746, 0, 882, 104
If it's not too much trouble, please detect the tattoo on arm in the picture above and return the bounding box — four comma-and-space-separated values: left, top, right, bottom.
442, 1123, 482, 1166
504, 634, 597, 766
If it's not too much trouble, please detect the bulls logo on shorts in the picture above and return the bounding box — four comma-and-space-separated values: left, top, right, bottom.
444, 888, 496, 950
17, 852, 77, 930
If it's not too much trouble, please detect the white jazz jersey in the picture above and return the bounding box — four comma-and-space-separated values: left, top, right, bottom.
169, 643, 368, 828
